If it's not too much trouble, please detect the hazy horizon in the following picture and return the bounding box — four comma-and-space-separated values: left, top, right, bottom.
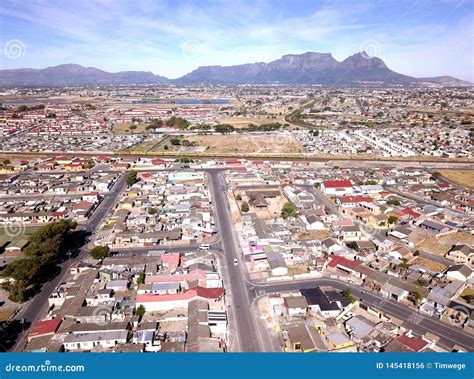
1, 0, 473, 81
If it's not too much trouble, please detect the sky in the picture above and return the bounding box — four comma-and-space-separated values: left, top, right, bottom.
0, 0, 473, 81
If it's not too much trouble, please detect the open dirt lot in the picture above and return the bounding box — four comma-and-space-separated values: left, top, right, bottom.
186, 133, 303, 154
412, 257, 446, 272
418, 232, 474, 256
438, 170, 474, 189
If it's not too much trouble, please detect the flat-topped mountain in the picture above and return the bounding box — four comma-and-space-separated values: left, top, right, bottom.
0, 53, 470, 86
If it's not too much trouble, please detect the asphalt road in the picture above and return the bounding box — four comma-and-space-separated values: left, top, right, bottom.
253, 278, 474, 351
207, 170, 263, 352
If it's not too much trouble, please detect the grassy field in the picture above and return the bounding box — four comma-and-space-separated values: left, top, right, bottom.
437, 170, 474, 189
125, 140, 159, 152
216, 116, 284, 129
111, 122, 150, 134
0, 225, 41, 240
0, 226, 41, 256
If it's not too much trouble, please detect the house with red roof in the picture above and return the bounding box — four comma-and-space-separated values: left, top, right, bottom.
321, 180, 353, 195
137, 172, 154, 181
327, 256, 361, 276
336, 195, 373, 208
161, 252, 180, 271
145, 268, 207, 287
151, 158, 167, 166
28, 318, 62, 342
385, 334, 429, 352
73, 200, 94, 220
97, 156, 112, 163
401, 208, 422, 220
136, 286, 224, 312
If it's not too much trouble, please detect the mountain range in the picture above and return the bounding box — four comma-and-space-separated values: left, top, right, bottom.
0, 52, 470, 86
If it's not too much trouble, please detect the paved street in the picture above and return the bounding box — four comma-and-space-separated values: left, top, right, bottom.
207, 170, 263, 352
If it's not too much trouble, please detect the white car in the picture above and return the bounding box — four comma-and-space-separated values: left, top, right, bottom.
199, 244, 211, 250
233, 258, 238, 266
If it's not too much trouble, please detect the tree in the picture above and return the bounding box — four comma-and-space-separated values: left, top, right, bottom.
215, 124, 235, 134
413, 250, 420, 256
136, 305, 146, 317
90, 246, 110, 260
125, 170, 138, 186
342, 288, 356, 303
241, 202, 249, 213
235, 194, 242, 201
387, 215, 399, 225
387, 198, 401, 206
170, 138, 181, 146
84, 160, 95, 170
416, 278, 429, 287
0, 220, 77, 303
136, 273, 145, 285
129, 125, 137, 133
9, 280, 27, 303
281, 202, 297, 219
148, 118, 163, 128
147, 207, 157, 215
399, 259, 411, 269
346, 241, 359, 251
313, 182, 321, 189
363, 179, 378, 185
410, 289, 424, 303
166, 116, 189, 129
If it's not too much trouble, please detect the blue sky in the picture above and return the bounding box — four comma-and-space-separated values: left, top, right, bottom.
0, 0, 473, 80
